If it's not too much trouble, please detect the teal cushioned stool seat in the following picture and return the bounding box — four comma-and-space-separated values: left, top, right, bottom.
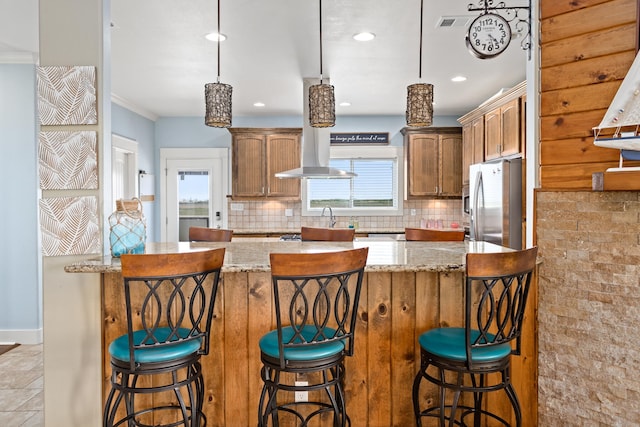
419, 327, 512, 363
259, 325, 344, 361
109, 327, 202, 364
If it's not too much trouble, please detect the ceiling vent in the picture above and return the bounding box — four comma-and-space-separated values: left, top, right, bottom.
436, 16, 473, 28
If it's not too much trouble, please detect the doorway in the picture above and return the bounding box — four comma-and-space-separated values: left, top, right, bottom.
160, 148, 229, 242
112, 134, 138, 202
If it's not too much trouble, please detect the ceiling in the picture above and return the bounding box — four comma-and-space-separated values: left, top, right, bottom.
1, 0, 529, 120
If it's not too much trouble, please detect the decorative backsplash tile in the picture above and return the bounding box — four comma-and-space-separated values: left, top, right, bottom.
37, 65, 97, 125
39, 131, 98, 190
227, 199, 463, 232
39, 196, 101, 256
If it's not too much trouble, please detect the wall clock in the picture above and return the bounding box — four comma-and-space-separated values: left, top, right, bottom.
465, 13, 512, 59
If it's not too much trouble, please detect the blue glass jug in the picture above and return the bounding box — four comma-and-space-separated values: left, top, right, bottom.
108, 198, 146, 257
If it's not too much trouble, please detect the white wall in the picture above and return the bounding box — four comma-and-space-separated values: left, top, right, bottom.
112, 103, 157, 240
0, 63, 42, 343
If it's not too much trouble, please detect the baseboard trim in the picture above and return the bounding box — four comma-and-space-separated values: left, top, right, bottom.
0, 329, 43, 345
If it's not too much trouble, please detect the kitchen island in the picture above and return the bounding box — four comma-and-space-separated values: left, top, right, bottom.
61, 240, 537, 426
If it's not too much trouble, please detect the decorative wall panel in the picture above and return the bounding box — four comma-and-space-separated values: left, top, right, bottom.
37, 65, 97, 125
39, 196, 101, 256
39, 131, 98, 190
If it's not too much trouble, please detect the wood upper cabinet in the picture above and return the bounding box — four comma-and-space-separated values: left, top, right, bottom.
229, 128, 301, 199
401, 127, 462, 198
459, 81, 526, 165
461, 116, 485, 184
485, 97, 521, 160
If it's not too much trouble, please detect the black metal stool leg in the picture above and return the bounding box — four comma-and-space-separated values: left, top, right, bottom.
324, 365, 347, 427
448, 371, 465, 427
127, 373, 139, 427
438, 368, 448, 427
412, 361, 429, 427
470, 373, 485, 427
258, 365, 280, 427
104, 376, 121, 427
504, 381, 522, 427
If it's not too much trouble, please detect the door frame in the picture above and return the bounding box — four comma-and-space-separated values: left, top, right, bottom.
160, 148, 230, 241
112, 134, 138, 200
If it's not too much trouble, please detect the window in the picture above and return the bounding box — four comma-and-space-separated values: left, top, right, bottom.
302, 146, 403, 216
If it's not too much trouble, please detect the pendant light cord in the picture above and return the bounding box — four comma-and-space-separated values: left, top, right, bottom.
319, 0, 324, 83
217, 0, 221, 83
418, 0, 423, 80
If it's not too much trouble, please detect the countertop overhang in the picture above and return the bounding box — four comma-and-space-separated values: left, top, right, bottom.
65, 240, 512, 274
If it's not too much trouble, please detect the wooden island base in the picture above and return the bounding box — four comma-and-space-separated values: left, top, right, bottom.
102, 267, 537, 426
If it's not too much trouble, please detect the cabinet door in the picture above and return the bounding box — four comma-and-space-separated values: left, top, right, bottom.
484, 107, 501, 160
500, 98, 521, 157
407, 134, 439, 197
233, 135, 265, 197
471, 117, 485, 165
266, 134, 301, 198
462, 123, 472, 185
461, 118, 484, 185
520, 95, 526, 159
439, 134, 462, 196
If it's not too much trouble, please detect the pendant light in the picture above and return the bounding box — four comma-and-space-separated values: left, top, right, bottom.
309, 0, 335, 128
406, 0, 433, 127
204, 0, 232, 128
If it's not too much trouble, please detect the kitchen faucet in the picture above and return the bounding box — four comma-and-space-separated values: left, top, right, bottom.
321, 206, 336, 228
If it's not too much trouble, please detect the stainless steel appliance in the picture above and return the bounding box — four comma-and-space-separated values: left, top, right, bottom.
469, 158, 522, 249
462, 185, 470, 217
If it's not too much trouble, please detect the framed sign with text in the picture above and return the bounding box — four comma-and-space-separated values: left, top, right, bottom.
330, 132, 389, 145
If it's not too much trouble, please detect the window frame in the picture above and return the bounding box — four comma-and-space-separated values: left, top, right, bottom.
301, 145, 404, 217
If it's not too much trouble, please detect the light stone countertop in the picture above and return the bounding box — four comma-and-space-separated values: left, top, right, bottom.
65, 240, 512, 274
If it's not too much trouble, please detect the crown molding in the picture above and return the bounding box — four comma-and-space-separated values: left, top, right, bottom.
111, 94, 159, 122
0, 51, 38, 64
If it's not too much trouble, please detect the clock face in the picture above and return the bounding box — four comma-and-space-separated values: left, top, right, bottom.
466, 13, 512, 59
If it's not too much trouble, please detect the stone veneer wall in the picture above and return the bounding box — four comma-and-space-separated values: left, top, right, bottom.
227, 198, 463, 232
536, 191, 640, 425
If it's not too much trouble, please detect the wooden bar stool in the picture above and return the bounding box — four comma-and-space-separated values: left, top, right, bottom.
300, 226, 355, 241
405, 227, 465, 241
103, 248, 225, 427
258, 247, 369, 426
412, 247, 538, 427
188, 226, 233, 242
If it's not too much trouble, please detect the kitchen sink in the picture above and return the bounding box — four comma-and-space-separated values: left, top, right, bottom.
361, 233, 405, 241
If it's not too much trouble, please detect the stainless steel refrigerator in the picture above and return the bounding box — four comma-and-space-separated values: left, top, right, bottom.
469, 157, 522, 249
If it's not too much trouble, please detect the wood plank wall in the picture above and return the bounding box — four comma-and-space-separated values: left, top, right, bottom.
540, 0, 639, 189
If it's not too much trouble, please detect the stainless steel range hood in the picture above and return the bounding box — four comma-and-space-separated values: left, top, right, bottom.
275, 78, 355, 179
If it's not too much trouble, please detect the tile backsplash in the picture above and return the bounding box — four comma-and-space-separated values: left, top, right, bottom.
228, 199, 464, 232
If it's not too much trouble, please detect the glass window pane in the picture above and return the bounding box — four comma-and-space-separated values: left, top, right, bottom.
178, 171, 209, 240
307, 157, 397, 211
353, 160, 394, 207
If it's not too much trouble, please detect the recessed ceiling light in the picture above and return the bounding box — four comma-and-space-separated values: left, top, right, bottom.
339, 102, 351, 107
353, 32, 375, 41
253, 102, 265, 107
451, 75, 467, 82
205, 32, 227, 42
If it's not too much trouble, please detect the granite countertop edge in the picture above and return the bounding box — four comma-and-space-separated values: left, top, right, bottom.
64, 240, 509, 274
232, 229, 405, 235
64, 263, 466, 274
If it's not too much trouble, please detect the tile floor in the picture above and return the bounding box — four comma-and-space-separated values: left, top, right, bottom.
0, 344, 43, 426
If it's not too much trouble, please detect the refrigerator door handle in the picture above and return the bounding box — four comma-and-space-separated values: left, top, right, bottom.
472, 169, 483, 241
